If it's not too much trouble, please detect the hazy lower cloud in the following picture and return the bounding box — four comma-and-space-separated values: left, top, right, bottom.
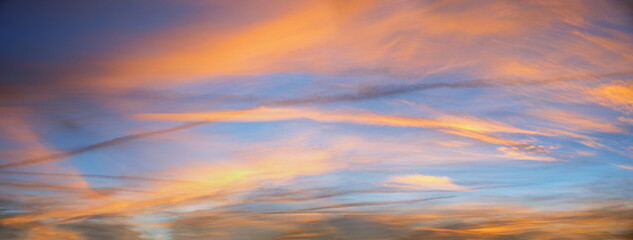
58, 220, 143, 240
1, 0, 633, 239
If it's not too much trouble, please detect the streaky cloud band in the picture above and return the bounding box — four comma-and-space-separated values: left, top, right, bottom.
1, 70, 631, 169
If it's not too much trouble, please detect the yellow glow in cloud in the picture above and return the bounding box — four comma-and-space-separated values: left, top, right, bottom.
385, 174, 466, 191
0, 138, 342, 227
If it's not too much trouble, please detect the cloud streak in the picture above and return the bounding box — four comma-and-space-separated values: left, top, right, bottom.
4, 70, 631, 169
2, 1, 633, 238
0, 170, 192, 183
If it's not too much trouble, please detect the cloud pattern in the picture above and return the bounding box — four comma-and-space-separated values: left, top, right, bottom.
1, 0, 633, 239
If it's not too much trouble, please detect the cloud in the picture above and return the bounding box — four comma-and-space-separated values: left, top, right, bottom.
84, 0, 631, 88
4, 70, 628, 170
0, 180, 146, 193
618, 116, 633, 124
0, 121, 211, 169
2, 1, 633, 239
263, 196, 453, 214
587, 81, 633, 113
385, 174, 466, 191
0, 144, 342, 227
0, 108, 58, 165
58, 220, 143, 240
529, 107, 625, 133
274, 216, 403, 240
0, 170, 192, 183
613, 164, 633, 170
164, 202, 633, 239
496, 147, 558, 161
90, 0, 372, 89
134, 107, 543, 149
0, 221, 28, 240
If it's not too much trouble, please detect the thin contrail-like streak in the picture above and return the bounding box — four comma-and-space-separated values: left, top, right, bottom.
270, 70, 633, 106
0, 181, 148, 193
0, 121, 210, 169
0, 170, 193, 183
1, 70, 631, 169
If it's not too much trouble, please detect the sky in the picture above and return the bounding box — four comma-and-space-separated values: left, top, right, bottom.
1, 0, 633, 239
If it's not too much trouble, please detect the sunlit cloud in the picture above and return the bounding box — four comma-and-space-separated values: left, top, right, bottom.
385, 174, 467, 191
1, 0, 633, 239
587, 81, 633, 113
134, 106, 547, 152
496, 147, 558, 161
529, 107, 625, 133
613, 164, 633, 170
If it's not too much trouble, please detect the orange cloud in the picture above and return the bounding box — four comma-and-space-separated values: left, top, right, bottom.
89, 0, 373, 91
0, 108, 91, 189
0, 108, 54, 161
3, 1, 633, 238
529, 107, 625, 133
618, 116, 633, 124
587, 81, 633, 113
613, 164, 633, 170
0, 143, 343, 227
134, 107, 543, 149
59, 0, 633, 96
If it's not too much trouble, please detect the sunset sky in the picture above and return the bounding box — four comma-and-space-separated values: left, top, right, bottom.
1, 0, 633, 239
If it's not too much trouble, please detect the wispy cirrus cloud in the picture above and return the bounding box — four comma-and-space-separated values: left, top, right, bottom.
2, 0, 633, 239
134, 106, 551, 155
384, 174, 467, 191
613, 164, 633, 170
